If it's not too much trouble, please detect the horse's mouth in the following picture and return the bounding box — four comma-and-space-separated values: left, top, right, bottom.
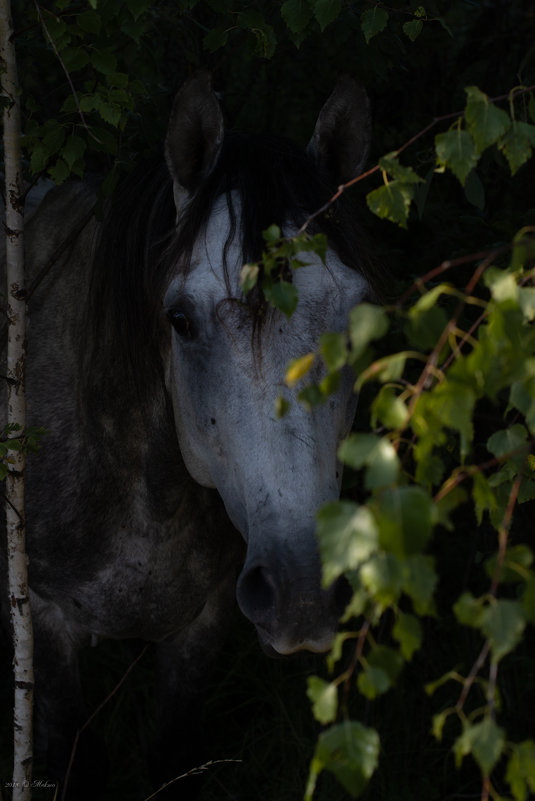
255, 625, 334, 658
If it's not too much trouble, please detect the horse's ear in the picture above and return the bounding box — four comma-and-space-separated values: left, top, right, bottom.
165, 71, 224, 205
307, 76, 371, 185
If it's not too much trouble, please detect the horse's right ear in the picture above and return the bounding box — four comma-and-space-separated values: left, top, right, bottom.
165, 71, 224, 207
307, 76, 371, 186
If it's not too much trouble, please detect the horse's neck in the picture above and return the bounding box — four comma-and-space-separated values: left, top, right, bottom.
23, 180, 193, 523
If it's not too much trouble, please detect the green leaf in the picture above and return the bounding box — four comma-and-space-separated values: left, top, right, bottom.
371, 386, 409, 430
338, 433, 400, 490
281, 0, 313, 33
30, 145, 49, 174
92, 49, 118, 75
506, 740, 535, 801
374, 352, 407, 383
432, 709, 450, 741
357, 665, 391, 699
405, 301, 448, 350
203, 27, 229, 52
378, 153, 422, 184
285, 352, 315, 386
366, 181, 415, 228
464, 86, 511, 153
393, 612, 422, 660
487, 424, 528, 460
435, 129, 479, 185
320, 331, 348, 371
320, 370, 340, 397
454, 718, 505, 776
484, 266, 518, 303
480, 599, 525, 661
349, 303, 389, 360
106, 72, 130, 89
453, 592, 484, 627
410, 283, 450, 313
298, 383, 324, 409
317, 501, 379, 587
306, 722, 380, 800
360, 7, 388, 44
360, 553, 404, 609
374, 486, 434, 558
499, 121, 535, 174
368, 644, 404, 683
61, 46, 90, 72
62, 135, 87, 170
430, 381, 476, 458
402, 19, 423, 41
77, 9, 102, 34
263, 224, 281, 243
311, 0, 341, 30
240, 262, 259, 294
485, 545, 533, 584
42, 123, 66, 156
48, 158, 71, 184
518, 287, 535, 321
275, 395, 290, 419
237, 12, 277, 58
472, 472, 497, 525
307, 676, 338, 724
264, 280, 298, 318
402, 554, 437, 615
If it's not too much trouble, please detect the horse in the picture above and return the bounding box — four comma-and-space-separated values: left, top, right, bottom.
1, 72, 382, 798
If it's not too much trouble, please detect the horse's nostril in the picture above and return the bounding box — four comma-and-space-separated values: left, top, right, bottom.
237, 566, 277, 626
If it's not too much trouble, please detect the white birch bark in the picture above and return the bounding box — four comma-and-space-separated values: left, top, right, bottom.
1, 1, 34, 799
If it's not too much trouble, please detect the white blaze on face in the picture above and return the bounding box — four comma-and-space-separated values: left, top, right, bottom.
164, 196, 368, 653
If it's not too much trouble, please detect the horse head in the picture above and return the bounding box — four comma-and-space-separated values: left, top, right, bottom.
162, 72, 373, 655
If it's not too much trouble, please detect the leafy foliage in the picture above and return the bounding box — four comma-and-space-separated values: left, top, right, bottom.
249, 82, 535, 799
234, 14, 535, 796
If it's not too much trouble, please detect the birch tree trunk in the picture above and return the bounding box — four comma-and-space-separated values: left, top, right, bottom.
1, 1, 34, 799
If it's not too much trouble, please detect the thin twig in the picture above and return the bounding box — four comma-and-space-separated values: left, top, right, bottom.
33, 0, 99, 141
455, 641, 491, 713
489, 475, 523, 597
298, 85, 535, 237
343, 620, 370, 699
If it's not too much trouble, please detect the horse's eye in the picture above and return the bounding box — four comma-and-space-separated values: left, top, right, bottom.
167, 308, 194, 339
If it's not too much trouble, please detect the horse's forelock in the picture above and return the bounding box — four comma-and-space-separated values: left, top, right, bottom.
163, 131, 383, 309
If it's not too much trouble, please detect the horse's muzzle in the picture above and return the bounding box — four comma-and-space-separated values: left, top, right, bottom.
236, 560, 350, 656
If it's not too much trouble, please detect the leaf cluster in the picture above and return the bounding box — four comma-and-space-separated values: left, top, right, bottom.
241, 81, 535, 796
0, 425, 45, 481
295, 236, 535, 799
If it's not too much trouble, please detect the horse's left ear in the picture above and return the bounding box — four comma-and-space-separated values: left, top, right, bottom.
307, 76, 371, 185
165, 71, 224, 207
